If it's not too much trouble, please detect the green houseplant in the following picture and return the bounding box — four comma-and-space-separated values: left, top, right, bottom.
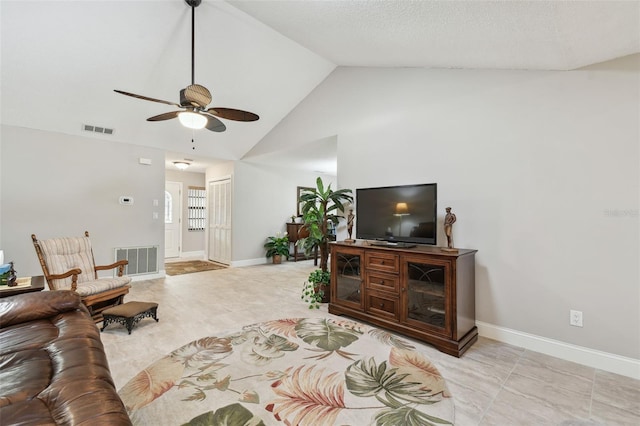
298, 177, 353, 273
301, 269, 331, 309
298, 177, 353, 305
264, 233, 290, 264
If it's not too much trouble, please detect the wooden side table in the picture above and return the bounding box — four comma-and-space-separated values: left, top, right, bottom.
287, 222, 311, 261
0, 276, 45, 298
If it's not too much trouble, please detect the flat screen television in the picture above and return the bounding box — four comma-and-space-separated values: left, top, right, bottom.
356, 183, 437, 246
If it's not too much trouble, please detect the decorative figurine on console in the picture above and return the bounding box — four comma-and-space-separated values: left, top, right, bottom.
0, 261, 18, 286
442, 207, 458, 253
345, 208, 355, 243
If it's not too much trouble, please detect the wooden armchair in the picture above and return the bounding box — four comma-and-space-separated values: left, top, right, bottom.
31, 231, 131, 322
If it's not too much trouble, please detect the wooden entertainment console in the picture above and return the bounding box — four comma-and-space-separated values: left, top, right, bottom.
329, 241, 478, 357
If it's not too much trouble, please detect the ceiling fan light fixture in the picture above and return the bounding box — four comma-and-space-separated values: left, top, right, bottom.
178, 111, 207, 129
173, 161, 191, 170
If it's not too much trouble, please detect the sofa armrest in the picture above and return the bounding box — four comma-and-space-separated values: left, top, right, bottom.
0, 290, 84, 328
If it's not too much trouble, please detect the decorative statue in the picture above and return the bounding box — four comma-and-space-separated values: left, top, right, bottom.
5, 261, 17, 287
346, 208, 355, 241
444, 207, 457, 249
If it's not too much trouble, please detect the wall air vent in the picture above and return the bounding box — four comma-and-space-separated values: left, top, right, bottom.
115, 246, 159, 275
82, 124, 114, 135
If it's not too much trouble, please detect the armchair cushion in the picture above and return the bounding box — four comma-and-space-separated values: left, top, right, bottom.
38, 236, 97, 289
75, 277, 132, 297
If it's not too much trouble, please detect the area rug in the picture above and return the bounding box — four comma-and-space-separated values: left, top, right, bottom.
165, 260, 226, 276
118, 317, 454, 425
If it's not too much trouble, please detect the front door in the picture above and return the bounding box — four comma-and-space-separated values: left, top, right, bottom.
165, 181, 182, 258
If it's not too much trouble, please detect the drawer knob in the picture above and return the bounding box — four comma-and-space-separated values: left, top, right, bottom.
380, 303, 385, 308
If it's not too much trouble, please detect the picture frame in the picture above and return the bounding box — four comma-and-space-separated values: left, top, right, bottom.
297, 186, 313, 217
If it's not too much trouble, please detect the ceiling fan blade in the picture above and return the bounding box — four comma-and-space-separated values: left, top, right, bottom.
114, 90, 181, 108
206, 107, 259, 122
147, 111, 181, 121
203, 113, 226, 132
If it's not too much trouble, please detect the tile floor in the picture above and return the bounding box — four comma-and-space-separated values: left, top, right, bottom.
100, 260, 640, 425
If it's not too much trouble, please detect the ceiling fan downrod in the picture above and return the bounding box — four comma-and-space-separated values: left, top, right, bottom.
185, 0, 201, 85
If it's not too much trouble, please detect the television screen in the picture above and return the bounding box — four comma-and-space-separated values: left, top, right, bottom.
356, 183, 437, 245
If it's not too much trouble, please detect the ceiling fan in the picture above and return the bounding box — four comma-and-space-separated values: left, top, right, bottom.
114, 0, 258, 132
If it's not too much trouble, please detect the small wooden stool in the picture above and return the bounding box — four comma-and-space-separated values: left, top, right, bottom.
101, 301, 159, 334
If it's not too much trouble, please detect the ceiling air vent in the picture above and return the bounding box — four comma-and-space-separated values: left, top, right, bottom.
82, 124, 114, 135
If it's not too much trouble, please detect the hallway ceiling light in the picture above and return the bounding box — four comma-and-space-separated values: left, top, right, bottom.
173, 161, 190, 170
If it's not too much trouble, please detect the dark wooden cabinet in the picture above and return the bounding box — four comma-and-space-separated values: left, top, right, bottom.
329, 241, 478, 357
286, 222, 310, 261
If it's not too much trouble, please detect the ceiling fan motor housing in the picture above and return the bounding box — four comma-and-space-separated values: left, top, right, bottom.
181, 84, 212, 108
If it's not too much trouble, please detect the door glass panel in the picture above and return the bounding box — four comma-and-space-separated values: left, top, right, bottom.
407, 262, 445, 329
335, 252, 361, 304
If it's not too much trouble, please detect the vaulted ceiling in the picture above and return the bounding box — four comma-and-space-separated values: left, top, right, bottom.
2, 1, 638, 173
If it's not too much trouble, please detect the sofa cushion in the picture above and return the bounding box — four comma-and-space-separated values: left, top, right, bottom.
0, 291, 131, 425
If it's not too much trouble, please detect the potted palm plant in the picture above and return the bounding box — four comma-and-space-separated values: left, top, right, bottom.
298, 177, 353, 303
264, 233, 290, 264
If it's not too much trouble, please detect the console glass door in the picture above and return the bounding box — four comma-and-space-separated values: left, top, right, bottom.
404, 260, 450, 335
334, 251, 362, 308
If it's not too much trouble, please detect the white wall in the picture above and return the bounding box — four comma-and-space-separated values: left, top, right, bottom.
233, 161, 336, 263
165, 169, 206, 255
255, 56, 640, 361
1, 125, 166, 277
205, 160, 336, 264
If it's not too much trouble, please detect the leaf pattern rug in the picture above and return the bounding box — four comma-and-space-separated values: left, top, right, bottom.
119, 317, 454, 425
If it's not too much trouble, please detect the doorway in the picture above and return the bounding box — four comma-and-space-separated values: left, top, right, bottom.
208, 177, 231, 264
165, 181, 182, 258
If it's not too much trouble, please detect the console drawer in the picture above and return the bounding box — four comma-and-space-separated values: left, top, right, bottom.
365, 252, 399, 274
366, 272, 400, 293
366, 290, 399, 320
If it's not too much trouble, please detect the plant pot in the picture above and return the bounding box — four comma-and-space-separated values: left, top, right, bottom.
272, 254, 282, 264
315, 283, 330, 303
320, 284, 330, 303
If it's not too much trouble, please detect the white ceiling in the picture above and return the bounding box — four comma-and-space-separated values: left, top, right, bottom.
2, 1, 638, 174
230, 0, 640, 70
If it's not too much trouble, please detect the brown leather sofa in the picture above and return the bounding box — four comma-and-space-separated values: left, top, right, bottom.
0, 290, 131, 425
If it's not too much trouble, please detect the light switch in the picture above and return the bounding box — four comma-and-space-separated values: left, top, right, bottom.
153, 199, 159, 207
152, 212, 159, 219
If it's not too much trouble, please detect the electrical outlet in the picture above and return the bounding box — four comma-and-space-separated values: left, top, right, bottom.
570, 310, 583, 327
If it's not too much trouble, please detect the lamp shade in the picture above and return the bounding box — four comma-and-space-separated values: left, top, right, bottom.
395, 202, 409, 215
178, 111, 207, 129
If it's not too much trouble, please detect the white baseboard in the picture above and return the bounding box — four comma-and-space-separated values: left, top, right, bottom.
130, 271, 165, 281
477, 321, 640, 380
231, 258, 266, 268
